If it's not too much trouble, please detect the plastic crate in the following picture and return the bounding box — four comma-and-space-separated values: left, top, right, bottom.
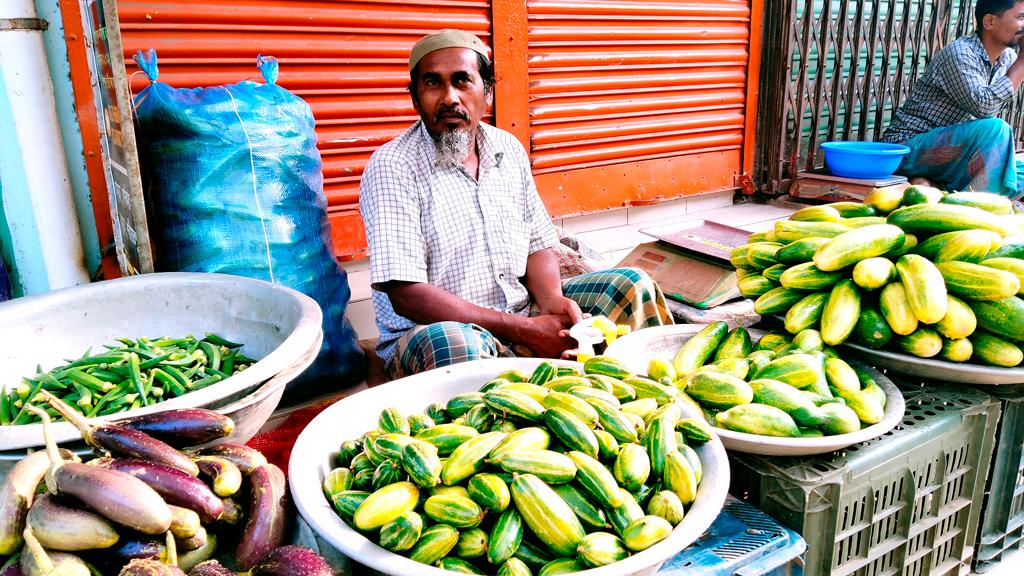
659, 495, 806, 576
729, 383, 999, 576
973, 391, 1024, 573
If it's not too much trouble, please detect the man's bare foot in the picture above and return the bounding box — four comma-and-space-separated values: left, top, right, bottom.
909, 176, 934, 187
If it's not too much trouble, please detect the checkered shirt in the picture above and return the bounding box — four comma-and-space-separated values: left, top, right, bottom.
359, 121, 560, 363
881, 34, 1017, 144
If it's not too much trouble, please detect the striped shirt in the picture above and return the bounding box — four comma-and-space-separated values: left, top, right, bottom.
359, 121, 559, 362
882, 34, 1017, 144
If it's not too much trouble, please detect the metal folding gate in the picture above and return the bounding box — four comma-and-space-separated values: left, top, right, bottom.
756, 0, 1024, 195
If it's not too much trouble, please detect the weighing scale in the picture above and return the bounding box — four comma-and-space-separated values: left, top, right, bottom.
617, 219, 751, 309
792, 168, 908, 201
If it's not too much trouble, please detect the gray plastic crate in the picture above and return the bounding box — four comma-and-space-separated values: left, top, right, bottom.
729, 383, 999, 576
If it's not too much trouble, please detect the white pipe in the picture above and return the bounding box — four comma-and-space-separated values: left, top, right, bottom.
0, 0, 89, 290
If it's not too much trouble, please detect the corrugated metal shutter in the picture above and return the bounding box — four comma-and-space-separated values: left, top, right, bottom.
116, 0, 491, 259
526, 0, 754, 215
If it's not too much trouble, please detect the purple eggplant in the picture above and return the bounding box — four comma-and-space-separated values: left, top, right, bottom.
0, 448, 77, 555
41, 391, 199, 477
97, 459, 223, 523
190, 443, 266, 475
250, 545, 333, 576
0, 561, 22, 576
235, 464, 288, 570
187, 560, 233, 576
194, 456, 241, 497
24, 405, 171, 536
26, 493, 119, 551
115, 409, 235, 448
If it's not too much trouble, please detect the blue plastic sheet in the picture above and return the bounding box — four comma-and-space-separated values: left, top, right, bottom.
132, 50, 364, 394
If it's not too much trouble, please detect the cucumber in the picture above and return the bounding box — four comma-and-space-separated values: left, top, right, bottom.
784, 292, 828, 334
779, 262, 844, 290
933, 229, 1001, 263
935, 294, 977, 340
353, 481, 420, 530
777, 237, 831, 264
662, 451, 698, 506
791, 205, 841, 222
879, 281, 919, 335
409, 524, 459, 565
989, 236, 1024, 259
896, 254, 948, 324
900, 184, 943, 206
715, 404, 800, 437
713, 327, 753, 361
671, 321, 729, 377
855, 305, 893, 349
583, 356, 632, 380
852, 257, 896, 290
612, 444, 651, 492
622, 516, 673, 552
937, 261, 1021, 301
816, 402, 861, 435
813, 224, 906, 271
793, 328, 823, 352
972, 331, 1023, 366
824, 357, 860, 393
865, 186, 905, 213
684, 372, 754, 408
749, 378, 816, 414
752, 353, 828, 393
968, 297, 1024, 341
895, 326, 943, 358
511, 474, 585, 557
820, 279, 861, 346
738, 274, 777, 298
887, 203, 1013, 236
840, 216, 889, 228
543, 408, 600, 459
833, 388, 884, 425
981, 258, 1024, 296
577, 532, 630, 567
754, 286, 810, 315
829, 201, 877, 217
730, 245, 753, 268
940, 337, 974, 362
775, 220, 851, 243
424, 493, 485, 528
940, 191, 1013, 214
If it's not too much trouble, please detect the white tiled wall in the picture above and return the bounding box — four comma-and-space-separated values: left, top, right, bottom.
343, 192, 796, 343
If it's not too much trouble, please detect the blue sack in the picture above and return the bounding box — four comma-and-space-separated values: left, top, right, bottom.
132, 50, 364, 396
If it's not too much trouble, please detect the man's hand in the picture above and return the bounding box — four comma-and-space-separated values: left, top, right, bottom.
517, 314, 577, 358
536, 295, 584, 326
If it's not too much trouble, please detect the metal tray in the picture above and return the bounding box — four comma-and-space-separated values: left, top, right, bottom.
841, 342, 1024, 386
605, 325, 906, 456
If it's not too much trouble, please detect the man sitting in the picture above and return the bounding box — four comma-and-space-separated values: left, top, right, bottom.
359, 30, 673, 378
880, 0, 1024, 198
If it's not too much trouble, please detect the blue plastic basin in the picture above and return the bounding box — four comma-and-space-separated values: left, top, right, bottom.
820, 141, 910, 180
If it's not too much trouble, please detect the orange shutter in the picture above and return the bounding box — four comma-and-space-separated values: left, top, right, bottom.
523, 0, 757, 216
116, 0, 492, 259
113, 1, 760, 259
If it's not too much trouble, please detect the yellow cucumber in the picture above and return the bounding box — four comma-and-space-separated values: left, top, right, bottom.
441, 431, 508, 486
784, 292, 828, 334
414, 423, 480, 456
409, 523, 459, 565
568, 451, 625, 509
981, 257, 1024, 296
671, 321, 729, 377
940, 337, 974, 362
587, 398, 638, 443
852, 257, 896, 290
897, 247, 949, 324
775, 220, 851, 243
648, 490, 686, 526
612, 443, 651, 492
424, 493, 485, 528
879, 281, 919, 335
823, 357, 860, 394
715, 404, 800, 437
684, 372, 754, 409
895, 326, 943, 358
577, 532, 630, 567
813, 224, 905, 271
483, 389, 546, 422
510, 474, 585, 557
583, 356, 632, 380
749, 378, 816, 414
935, 294, 977, 339
467, 472, 510, 513
754, 286, 811, 315
938, 260, 1021, 301
353, 481, 419, 530
541, 391, 599, 428
865, 186, 905, 213
489, 427, 550, 461
791, 205, 841, 222
713, 327, 753, 361
622, 515, 673, 552
820, 279, 861, 345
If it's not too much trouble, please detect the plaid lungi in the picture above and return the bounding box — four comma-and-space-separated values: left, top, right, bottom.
387, 267, 673, 378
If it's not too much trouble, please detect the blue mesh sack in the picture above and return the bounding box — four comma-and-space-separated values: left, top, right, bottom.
132, 50, 364, 395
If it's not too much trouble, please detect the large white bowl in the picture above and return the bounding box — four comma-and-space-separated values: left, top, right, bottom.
605, 324, 906, 456
0, 272, 323, 450
289, 358, 730, 576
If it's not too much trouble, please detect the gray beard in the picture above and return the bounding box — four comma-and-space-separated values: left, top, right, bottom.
431, 128, 473, 169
